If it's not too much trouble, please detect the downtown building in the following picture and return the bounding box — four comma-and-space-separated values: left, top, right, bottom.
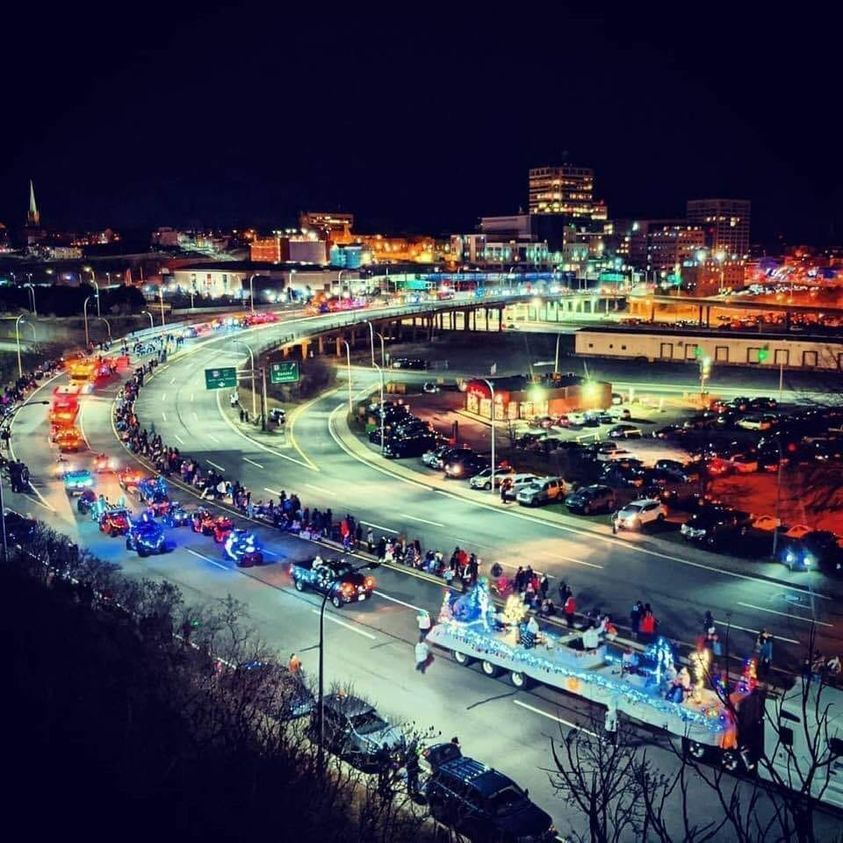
686, 198, 751, 259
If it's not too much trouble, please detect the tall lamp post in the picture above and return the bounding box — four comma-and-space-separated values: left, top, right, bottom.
233, 339, 258, 420
159, 287, 166, 327
341, 340, 353, 414
365, 321, 386, 453
771, 437, 784, 562
91, 279, 101, 318
480, 378, 497, 495
0, 400, 49, 561
15, 315, 28, 377
141, 310, 155, 330
23, 283, 37, 317
83, 296, 94, 348
248, 273, 257, 313
316, 560, 379, 778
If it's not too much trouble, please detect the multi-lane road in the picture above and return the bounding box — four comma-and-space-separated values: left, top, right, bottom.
7, 309, 843, 837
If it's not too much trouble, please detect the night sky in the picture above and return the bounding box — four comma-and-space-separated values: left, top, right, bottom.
2, 3, 840, 247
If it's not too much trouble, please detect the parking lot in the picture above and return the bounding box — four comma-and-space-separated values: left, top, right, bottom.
358, 385, 843, 578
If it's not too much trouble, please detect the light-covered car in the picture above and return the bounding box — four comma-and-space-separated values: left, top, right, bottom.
751, 515, 781, 532
613, 499, 667, 530
469, 465, 515, 490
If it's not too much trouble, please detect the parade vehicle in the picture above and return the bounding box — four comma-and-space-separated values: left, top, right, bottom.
191, 508, 234, 541
309, 692, 405, 770
77, 489, 97, 515
137, 476, 171, 513
428, 580, 843, 806
62, 468, 95, 496
125, 519, 166, 557
424, 746, 556, 842
223, 529, 264, 567
160, 502, 192, 528
99, 507, 132, 537
93, 452, 117, 473
53, 426, 85, 453
66, 358, 98, 391
49, 386, 81, 426
118, 467, 148, 493
212, 517, 235, 543
289, 556, 376, 608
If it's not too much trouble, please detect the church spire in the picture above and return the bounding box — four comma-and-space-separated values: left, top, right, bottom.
27, 179, 40, 226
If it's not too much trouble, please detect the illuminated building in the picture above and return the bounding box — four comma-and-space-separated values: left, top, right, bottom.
628, 220, 706, 273
686, 198, 751, 259
299, 211, 354, 244
249, 232, 328, 264
528, 165, 607, 220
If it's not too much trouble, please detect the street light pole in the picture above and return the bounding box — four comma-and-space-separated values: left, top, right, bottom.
91, 279, 101, 318
365, 320, 377, 368
341, 340, 353, 414
248, 273, 257, 313
159, 287, 166, 327
141, 310, 154, 330
15, 314, 26, 377
778, 357, 785, 404
481, 378, 496, 495
233, 339, 258, 420
772, 438, 784, 561
375, 330, 386, 368
24, 283, 37, 317
83, 296, 93, 348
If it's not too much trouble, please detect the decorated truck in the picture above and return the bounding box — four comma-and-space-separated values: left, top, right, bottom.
427, 579, 843, 808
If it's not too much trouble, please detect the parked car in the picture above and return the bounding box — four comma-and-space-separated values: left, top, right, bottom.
501, 473, 540, 501
391, 357, 427, 370
564, 484, 616, 515
445, 452, 490, 479
778, 531, 843, 574
680, 506, 751, 545
311, 693, 404, 769
424, 747, 556, 842
597, 447, 637, 463
423, 445, 470, 470
516, 477, 566, 507
612, 499, 667, 531
383, 433, 439, 459
608, 424, 643, 439
469, 465, 515, 490
730, 453, 759, 474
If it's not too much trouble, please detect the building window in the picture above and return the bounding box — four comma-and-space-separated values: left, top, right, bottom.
803, 351, 818, 369
715, 346, 729, 362
621, 345, 627, 351
660, 343, 674, 359
748, 347, 761, 364
685, 344, 698, 361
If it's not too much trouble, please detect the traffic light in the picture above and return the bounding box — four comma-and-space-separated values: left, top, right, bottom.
758, 346, 770, 363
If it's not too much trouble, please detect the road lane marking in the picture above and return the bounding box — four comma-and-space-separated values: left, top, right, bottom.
207, 460, 226, 472
513, 699, 598, 737
186, 548, 228, 570
736, 602, 832, 627
161, 393, 166, 402
169, 377, 176, 384
192, 411, 199, 421
405, 514, 444, 527
361, 520, 398, 534
264, 487, 283, 496
373, 590, 423, 611
244, 457, 264, 469
306, 483, 337, 497
174, 434, 185, 445
714, 619, 800, 645
22, 493, 55, 512
190, 392, 194, 402
312, 609, 377, 639
162, 411, 167, 422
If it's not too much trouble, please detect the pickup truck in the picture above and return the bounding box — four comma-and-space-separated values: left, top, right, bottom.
290, 557, 376, 608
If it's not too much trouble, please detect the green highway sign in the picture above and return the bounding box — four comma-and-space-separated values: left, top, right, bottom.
270, 361, 301, 384
204, 366, 238, 390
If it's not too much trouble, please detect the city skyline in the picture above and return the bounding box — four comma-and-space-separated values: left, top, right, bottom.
1, 4, 841, 247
